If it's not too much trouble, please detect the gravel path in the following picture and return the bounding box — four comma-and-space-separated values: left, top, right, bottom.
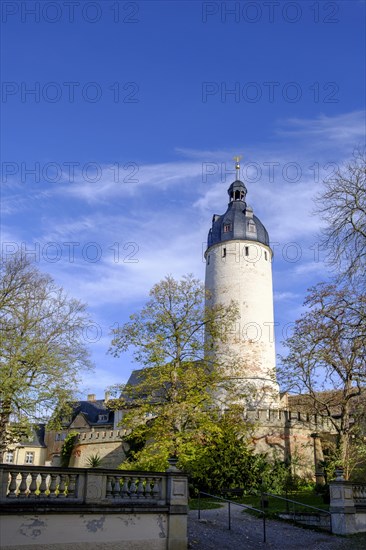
188, 504, 365, 549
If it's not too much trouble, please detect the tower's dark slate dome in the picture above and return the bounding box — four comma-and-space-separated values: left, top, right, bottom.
207, 179, 270, 249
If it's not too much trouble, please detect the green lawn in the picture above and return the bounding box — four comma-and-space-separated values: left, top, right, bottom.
238, 491, 329, 517
189, 498, 224, 510
189, 491, 329, 515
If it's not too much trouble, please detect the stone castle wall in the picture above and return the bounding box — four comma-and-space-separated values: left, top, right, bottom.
69, 430, 127, 468
62, 410, 337, 479
244, 409, 337, 479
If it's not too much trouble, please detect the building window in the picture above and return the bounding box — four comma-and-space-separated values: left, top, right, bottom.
55, 433, 61, 441
5, 451, 14, 463
245, 246, 249, 257
98, 414, 108, 422
222, 247, 226, 258
223, 223, 231, 233
25, 452, 34, 464
247, 221, 256, 234
207, 255, 210, 265
264, 251, 267, 261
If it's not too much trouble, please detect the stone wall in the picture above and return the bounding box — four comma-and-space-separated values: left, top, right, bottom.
69, 410, 337, 477
45, 408, 338, 476
245, 409, 337, 479
69, 430, 127, 468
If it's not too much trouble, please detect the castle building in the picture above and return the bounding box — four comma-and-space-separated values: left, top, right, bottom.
204, 159, 280, 408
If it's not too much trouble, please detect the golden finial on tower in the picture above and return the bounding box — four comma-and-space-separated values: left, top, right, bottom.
233, 155, 242, 179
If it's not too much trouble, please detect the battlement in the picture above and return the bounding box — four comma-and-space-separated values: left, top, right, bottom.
245, 408, 335, 432
77, 429, 126, 443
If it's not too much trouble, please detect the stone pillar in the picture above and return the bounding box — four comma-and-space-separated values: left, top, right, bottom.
0, 466, 9, 500
330, 471, 356, 534
166, 463, 188, 550
311, 433, 325, 485
84, 470, 106, 503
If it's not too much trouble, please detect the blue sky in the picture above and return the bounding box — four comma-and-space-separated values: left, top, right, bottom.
1, 0, 365, 396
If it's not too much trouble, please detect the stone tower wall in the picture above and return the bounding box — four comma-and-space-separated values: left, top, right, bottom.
205, 239, 279, 403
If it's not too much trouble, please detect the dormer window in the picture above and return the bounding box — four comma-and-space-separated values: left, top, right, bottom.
223, 223, 231, 233
98, 414, 108, 422
247, 220, 256, 234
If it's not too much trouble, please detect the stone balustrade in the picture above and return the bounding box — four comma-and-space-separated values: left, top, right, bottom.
106, 473, 163, 500
352, 483, 366, 504
0, 464, 166, 505
330, 479, 366, 535
0, 464, 188, 549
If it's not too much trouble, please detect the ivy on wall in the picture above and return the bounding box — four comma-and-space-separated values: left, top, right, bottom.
61, 432, 78, 467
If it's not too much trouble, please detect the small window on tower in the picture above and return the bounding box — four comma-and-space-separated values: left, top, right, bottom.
264, 251, 268, 261
245, 246, 249, 257
223, 223, 231, 233
247, 220, 256, 234
222, 247, 226, 258
207, 255, 210, 265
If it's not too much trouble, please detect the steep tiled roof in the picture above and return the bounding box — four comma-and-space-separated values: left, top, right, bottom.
66, 400, 114, 426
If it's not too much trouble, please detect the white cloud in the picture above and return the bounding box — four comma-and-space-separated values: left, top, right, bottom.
276, 110, 365, 146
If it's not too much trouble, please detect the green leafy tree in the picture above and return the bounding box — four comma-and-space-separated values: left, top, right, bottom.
110, 274, 240, 469
184, 411, 289, 495
0, 254, 93, 452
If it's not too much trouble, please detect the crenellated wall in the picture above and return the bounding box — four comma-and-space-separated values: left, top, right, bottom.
69, 430, 127, 468
244, 409, 337, 479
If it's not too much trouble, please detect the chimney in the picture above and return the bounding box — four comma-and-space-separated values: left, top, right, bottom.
87, 393, 96, 402
104, 391, 111, 403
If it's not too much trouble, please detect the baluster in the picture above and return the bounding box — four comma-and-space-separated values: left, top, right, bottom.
129, 477, 137, 498
28, 472, 39, 497
115, 475, 123, 498
58, 474, 67, 497
39, 473, 48, 497
8, 471, 18, 498
145, 477, 153, 499
49, 473, 58, 498
112, 476, 120, 498
152, 477, 161, 500
106, 476, 113, 498
136, 478, 144, 498
18, 472, 29, 496
66, 474, 77, 498
121, 477, 129, 498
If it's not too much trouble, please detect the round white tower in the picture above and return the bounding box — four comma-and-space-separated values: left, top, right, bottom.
205, 161, 279, 408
